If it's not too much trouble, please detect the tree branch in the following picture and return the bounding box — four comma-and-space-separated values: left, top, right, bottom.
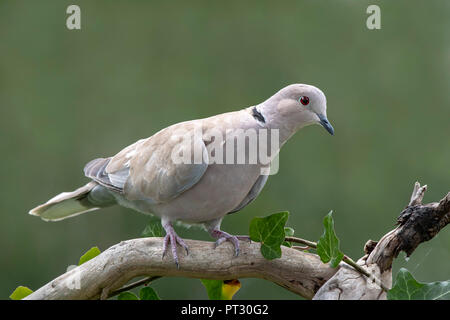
314, 182, 450, 300
24, 182, 449, 300
24, 239, 338, 300
286, 236, 388, 291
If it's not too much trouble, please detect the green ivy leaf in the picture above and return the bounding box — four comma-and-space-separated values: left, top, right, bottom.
282, 227, 295, 247
201, 279, 223, 300
139, 286, 161, 300
78, 246, 101, 265
201, 279, 241, 300
249, 211, 289, 260
9, 286, 33, 300
117, 291, 139, 300
316, 211, 344, 268
141, 219, 164, 238
221, 280, 241, 300
388, 268, 450, 300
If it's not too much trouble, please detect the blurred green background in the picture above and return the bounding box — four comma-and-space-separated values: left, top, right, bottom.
0, 0, 449, 299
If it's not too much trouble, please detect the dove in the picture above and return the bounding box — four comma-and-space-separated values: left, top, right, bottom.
29, 84, 334, 267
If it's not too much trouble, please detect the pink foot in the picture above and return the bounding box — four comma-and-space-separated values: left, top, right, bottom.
209, 230, 250, 256
162, 222, 189, 268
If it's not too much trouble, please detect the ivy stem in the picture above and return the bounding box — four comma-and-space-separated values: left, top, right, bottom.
285, 236, 317, 248
342, 255, 389, 292
292, 245, 310, 250
285, 236, 388, 292
108, 276, 161, 299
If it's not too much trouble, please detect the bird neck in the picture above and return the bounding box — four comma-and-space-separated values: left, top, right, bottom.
253, 102, 301, 146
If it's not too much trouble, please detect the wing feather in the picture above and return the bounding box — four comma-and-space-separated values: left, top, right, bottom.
84, 158, 124, 193
105, 123, 209, 203
227, 174, 268, 214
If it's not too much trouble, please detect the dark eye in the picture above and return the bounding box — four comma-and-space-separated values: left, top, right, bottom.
299, 96, 309, 106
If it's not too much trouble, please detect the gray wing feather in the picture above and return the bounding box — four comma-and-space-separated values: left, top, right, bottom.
228, 174, 269, 214
97, 123, 209, 204
125, 137, 209, 203
84, 157, 125, 193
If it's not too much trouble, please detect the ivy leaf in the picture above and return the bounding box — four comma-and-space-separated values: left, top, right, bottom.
78, 246, 101, 265
316, 211, 344, 268
221, 279, 241, 300
9, 286, 33, 300
142, 219, 164, 238
282, 227, 295, 247
201, 279, 241, 300
139, 287, 161, 300
201, 279, 223, 300
117, 291, 139, 300
249, 211, 289, 260
388, 268, 450, 300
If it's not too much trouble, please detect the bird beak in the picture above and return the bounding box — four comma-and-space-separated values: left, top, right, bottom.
318, 114, 334, 135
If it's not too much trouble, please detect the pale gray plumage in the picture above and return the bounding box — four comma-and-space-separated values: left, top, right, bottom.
29, 84, 334, 266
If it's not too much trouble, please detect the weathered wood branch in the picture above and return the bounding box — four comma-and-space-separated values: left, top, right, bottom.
24, 182, 449, 300
367, 183, 450, 271
24, 239, 338, 300
314, 182, 450, 300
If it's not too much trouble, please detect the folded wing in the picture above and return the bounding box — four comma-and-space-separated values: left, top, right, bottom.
85, 123, 209, 204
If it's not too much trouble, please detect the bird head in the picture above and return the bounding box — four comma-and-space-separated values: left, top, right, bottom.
260, 84, 334, 136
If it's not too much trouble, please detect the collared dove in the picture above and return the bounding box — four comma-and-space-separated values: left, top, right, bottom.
29, 84, 334, 267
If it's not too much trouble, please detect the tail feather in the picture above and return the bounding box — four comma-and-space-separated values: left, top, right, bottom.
29, 182, 101, 221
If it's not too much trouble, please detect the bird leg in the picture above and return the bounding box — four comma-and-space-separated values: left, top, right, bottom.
207, 227, 250, 257
210, 230, 250, 256
161, 220, 189, 268
204, 218, 250, 256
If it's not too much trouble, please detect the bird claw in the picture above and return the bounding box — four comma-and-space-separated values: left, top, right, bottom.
235, 235, 251, 242
161, 224, 189, 268
211, 231, 249, 257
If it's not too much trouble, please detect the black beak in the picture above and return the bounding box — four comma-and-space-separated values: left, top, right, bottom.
318, 114, 334, 135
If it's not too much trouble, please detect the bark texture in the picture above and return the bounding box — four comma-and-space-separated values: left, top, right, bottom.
25, 239, 337, 300
314, 182, 450, 299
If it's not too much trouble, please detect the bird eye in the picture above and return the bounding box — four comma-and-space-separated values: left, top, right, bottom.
299, 96, 309, 106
